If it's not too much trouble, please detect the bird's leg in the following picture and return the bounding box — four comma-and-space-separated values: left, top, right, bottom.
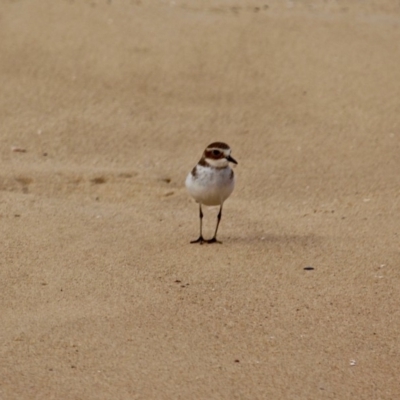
190, 204, 205, 244
207, 204, 223, 244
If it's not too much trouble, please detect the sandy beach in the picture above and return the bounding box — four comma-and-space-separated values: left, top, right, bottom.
1, 1, 400, 398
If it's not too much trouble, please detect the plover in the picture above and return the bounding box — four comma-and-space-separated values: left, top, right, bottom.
185, 142, 238, 244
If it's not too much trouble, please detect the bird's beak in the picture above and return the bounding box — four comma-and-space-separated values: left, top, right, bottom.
227, 155, 238, 164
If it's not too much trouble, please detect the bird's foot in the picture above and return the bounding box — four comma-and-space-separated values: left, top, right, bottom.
190, 236, 206, 244
206, 237, 222, 244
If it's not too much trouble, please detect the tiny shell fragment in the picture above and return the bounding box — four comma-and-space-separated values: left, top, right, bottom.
11, 146, 27, 153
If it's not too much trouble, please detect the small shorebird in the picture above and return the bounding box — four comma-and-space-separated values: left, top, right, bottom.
185, 142, 238, 244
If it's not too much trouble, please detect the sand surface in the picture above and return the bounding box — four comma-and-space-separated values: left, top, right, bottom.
1, 1, 400, 398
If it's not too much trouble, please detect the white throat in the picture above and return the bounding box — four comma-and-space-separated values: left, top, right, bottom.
204, 157, 230, 168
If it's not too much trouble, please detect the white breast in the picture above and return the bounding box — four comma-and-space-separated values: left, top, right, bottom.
185, 165, 235, 206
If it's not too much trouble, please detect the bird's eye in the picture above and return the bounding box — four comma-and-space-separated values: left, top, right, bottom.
212, 150, 221, 156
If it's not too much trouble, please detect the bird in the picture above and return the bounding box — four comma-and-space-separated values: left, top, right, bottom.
185, 142, 238, 244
